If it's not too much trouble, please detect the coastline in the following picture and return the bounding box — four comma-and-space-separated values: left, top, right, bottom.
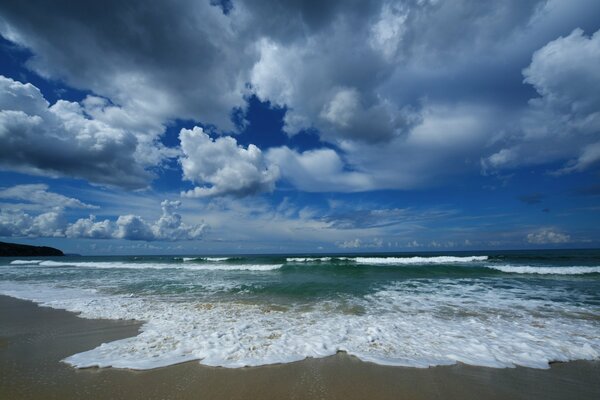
1, 294, 599, 400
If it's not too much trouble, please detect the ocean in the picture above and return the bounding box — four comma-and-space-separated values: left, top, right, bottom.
1, 250, 599, 370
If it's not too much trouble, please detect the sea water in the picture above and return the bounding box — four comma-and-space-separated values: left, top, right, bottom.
1, 250, 599, 370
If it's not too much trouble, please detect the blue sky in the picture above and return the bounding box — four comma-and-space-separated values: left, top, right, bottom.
0, 0, 599, 255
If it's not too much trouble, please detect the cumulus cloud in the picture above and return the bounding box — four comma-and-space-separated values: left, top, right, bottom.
483, 28, 600, 173
266, 147, 372, 192
68, 200, 207, 241
0, 0, 561, 142
65, 215, 115, 239
526, 229, 571, 244
338, 238, 362, 249
2, 198, 206, 241
150, 200, 207, 241
337, 238, 384, 249
0, 76, 159, 189
0, 210, 64, 238
180, 127, 279, 197
0, 0, 250, 131
265, 102, 502, 192
1, 0, 599, 195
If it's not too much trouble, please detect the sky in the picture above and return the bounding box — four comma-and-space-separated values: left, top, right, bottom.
0, 0, 599, 255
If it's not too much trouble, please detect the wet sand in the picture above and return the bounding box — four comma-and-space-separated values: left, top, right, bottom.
1, 294, 599, 400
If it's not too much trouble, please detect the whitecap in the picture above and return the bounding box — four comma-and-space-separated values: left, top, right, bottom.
9, 259, 43, 265
488, 265, 600, 275
34, 260, 281, 271
352, 256, 488, 265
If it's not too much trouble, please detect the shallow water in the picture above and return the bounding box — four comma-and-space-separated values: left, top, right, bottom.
1, 249, 599, 370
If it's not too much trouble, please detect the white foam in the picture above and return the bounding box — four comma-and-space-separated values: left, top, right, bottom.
488, 265, 600, 275
0, 278, 598, 371
183, 263, 282, 271
9, 259, 43, 265
207, 257, 230, 262
352, 256, 488, 265
182, 257, 231, 262
286, 257, 333, 262
27, 260, 282, 271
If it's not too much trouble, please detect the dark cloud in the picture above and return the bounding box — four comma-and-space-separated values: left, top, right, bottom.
483, 28, 600, 174
0, 0, 252, 130
1, 0, 599, 194
0, 76, 154, 189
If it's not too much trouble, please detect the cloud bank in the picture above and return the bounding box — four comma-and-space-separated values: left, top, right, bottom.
0, 189, 206, 241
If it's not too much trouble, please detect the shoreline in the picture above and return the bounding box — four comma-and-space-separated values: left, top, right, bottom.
1, 294, 600, 400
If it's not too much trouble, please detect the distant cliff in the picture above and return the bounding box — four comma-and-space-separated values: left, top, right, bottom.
0, 241, 64, 257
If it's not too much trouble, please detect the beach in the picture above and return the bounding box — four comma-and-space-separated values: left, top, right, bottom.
2, 294, 599, 400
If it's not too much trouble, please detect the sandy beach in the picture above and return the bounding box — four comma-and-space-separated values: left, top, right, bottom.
1, 294, 599, 400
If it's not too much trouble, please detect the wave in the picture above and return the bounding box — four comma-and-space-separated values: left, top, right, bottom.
0, 281, 598, 371
487, 265, 600, 275
181, 257, 230, 262
14, 260, 282, 271
285, 256, 489, 265
10, 259, 43, 265
352, 256, 488, 265
286, 257, 335, 262
182, 264, 282, 271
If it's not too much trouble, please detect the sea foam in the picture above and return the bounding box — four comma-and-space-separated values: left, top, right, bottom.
182, 257, 230, 262
1, 278, 598, 371
23, 260, 282, 271
352, 256, 488, 265
10, 259, 43, 265
487, 265, 600, 275
286, 257, 334, 262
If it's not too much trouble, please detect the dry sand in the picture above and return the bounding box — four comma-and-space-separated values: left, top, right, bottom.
1, 294, 599, 400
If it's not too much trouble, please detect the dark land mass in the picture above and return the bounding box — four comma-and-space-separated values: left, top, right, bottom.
0, 241, 64, 257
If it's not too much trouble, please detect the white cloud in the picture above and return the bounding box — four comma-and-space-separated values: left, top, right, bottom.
0, 76, 159, 189
555, 141, 600, 174
0, 184, 97, 210
0, 1, 250, 131
2, 198, 206, 241
266, 147, 373, 192
114, 215, 156, 241
151, 200, 207, 241
338, 238, 362, 248
0, 0, 599, 196
65, 216, 115, 239
483, 28, 600, 173
70, 200, 207, 241
179, 127, 279, 198
526, 229, 571, 244
320, 88, 360, 129
337, 237, 384, 249
265, 102, 498, 193
0, 210, 64, 238
369, 2, 408, 61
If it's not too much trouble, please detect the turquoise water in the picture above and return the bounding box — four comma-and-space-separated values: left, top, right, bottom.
1, 250, 599, 369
